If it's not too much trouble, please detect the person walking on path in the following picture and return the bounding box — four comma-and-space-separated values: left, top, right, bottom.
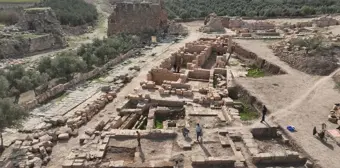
136, 131, 141, 146
196, 123, 202, 142
261, 105, 267, 123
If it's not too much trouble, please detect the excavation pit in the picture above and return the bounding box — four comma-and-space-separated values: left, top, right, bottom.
104, 146, 136, 163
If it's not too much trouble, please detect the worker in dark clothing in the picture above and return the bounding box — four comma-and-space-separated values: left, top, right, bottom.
173, 64, 177, 73
182, 127, 189, 138
196, 123, 202, 142
261, 105, 267, 123
136, 131, 141, 146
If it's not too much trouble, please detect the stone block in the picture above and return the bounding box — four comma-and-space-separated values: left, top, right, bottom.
39, 134, 53, 142
99, 144, 107, 151
206, 157, 236, 165
95, 120, 105, 131
191, 155, 205, 165
109, 160, 124, 167
22, 140, 32, 146
85, 128, 95, 136
273, 151, 286, 161
58, 133, 70, 140
182, 141, 191, 150
62, 160, 73, 168
102, 136, 110, 144
72, 161, 84, 168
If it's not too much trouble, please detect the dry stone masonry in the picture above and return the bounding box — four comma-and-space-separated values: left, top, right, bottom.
107, 0, 168, 36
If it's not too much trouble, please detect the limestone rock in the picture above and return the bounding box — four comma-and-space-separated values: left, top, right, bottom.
58, 133, 70, 140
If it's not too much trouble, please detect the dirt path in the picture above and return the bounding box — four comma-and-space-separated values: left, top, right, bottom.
272, 68, 340, 120
236, 39, 340, 168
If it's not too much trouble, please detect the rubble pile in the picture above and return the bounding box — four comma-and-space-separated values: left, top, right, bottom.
280, 16, 339, 30
270, 36, 339, 75
167, 20, 188, 36
67, 92, 117, 129
199, 13, 226, 33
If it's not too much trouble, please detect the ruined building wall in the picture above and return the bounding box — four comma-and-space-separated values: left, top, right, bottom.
107, 0, 167, 36
149, 68, 180, 85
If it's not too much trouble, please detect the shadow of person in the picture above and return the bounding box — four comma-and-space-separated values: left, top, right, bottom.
316, 137, 334, 150
185, 136, 192, 142
262, 121, 271, 127
138, 146, 145, 162
198, 143, 211, 157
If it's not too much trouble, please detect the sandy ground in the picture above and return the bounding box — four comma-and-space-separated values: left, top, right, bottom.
235, 36, 340, 168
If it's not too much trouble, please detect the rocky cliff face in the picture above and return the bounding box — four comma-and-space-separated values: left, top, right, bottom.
107, 0, 168, 36
0, 7, 67, 59
0, 34, 61, 59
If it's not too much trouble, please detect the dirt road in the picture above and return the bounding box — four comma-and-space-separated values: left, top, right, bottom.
235, 38, 340, 168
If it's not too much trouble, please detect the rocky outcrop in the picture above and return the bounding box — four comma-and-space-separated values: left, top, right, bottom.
107, 0, 168, 36
0, 34, 62, 59
0, 7, 67, 59
17, 7, 64, 36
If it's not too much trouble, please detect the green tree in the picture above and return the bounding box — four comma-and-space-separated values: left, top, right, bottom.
301, 6, 316, 15
0, 98, 28, 151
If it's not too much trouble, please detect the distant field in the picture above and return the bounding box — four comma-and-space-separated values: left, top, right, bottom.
0, 0, 40, 3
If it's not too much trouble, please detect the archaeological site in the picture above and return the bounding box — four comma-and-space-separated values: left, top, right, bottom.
1, 0, 340, 168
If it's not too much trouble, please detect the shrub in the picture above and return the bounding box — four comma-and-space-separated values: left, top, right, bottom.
0, 34, 138, 99
42, 0, 98, 26
0, 98, 27, 150
165, 0, 340, 19
0, 10, 20, 25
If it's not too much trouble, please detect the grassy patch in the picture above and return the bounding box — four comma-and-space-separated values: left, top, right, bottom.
246, 66, 265, 78
334, 83, 340, 91
55, 92, 69, 102
0, 0, 39, 3
155, 116, 165, 129
239, 103, 259, 121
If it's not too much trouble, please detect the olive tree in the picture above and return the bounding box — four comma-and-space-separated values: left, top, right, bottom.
0, 99, 28, 151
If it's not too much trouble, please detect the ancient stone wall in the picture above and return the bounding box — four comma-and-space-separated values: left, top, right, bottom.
29, 34, 57, 52
107, 0, 167, 36
188, 69, 210, 80
0, 34, 60, 59
149, 68, 180, 85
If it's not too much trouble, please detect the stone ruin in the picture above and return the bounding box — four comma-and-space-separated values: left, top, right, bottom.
107, 0, 168, 36
280, 16, 340, 32
0, 34, 313, 168
57, 35, 309, 168
199, 13, 278, 38
0, 7, 67, 59
199, 13, 226, 33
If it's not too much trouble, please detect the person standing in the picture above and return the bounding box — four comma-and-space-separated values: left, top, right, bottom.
136, 131, 141, 146
261, 105, 267, 123
196, 123, 202, 142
